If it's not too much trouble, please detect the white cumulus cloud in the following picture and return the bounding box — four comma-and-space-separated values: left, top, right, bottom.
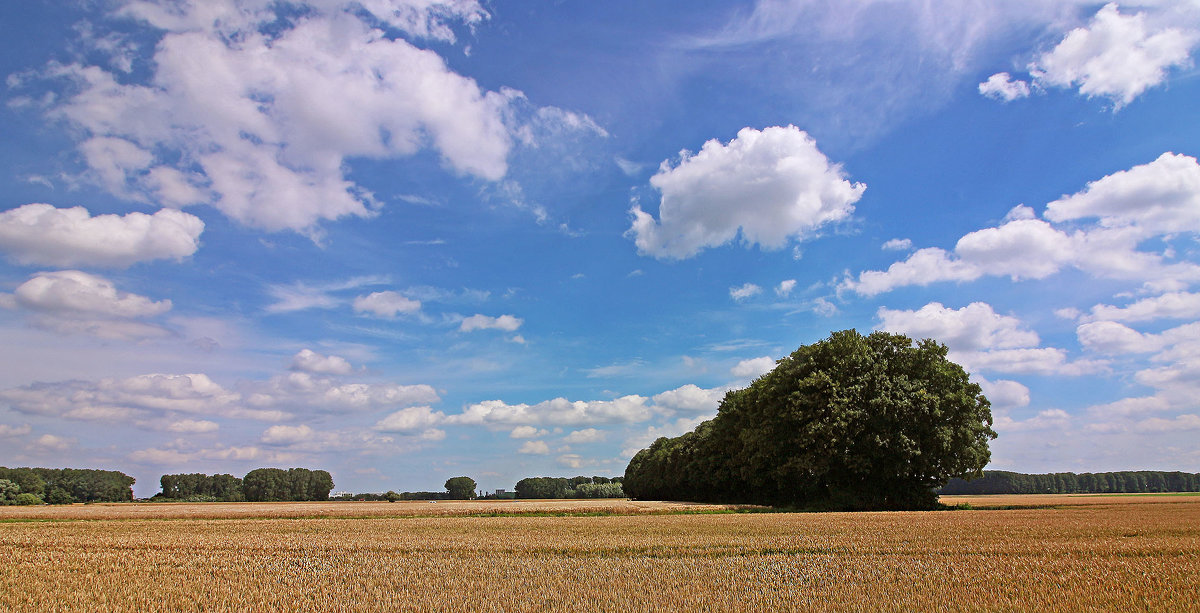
460, 313, 523, 332
563, 428, 606, 444
842, 154, 1200, 296
651, 384, 726, 416
1084, 291, 1200, 323
876, 302, 1040, 351
261, 424, 316, 445
372, 405, 447, 433
731, 356, 776, 380
166, 419, 219, 433
518, 440, 550, 454
1029, 3, 1198, 108
13, 270, 170, 319
1044, 152, 1200, 235
627, 125, 865, 259
451, 395, 653, 427
509, 425, 547, 439
0, 204, 204, 268
7, 270, 172, 340
36, 0, 597, 234
978, 72, 1031, 101
289, 349, 354, 376
729, 283, 762, 302
353, 291, 422, 318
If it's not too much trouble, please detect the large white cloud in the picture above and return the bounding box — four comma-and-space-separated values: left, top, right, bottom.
627, 126, 865, 259
950, 347, 1107, 377
244, 371, 440, 414
0, 365, 440, 426
38, 0, 595, 233
842, 156, 1200, 296
289, 349, 354, 376
976, 377, 1031, 411
1045, 152, 1200, 234
730, 356, 776, 380
1084, 291, 1200, 323
5, 270, 172, 340
876, 302, 1040, 351
1029, 3, 1198, 108
1078, 320, 1200, 358
0, 373, 257, 423
650, 384, 726, 416
0, 204, 204, 268
13, 270, 170, 319
450, 395, 654, 427
877, 301, 1104, 376
124, 0, 488, 43
260, 424, 316, 446
372, 405, 447, 434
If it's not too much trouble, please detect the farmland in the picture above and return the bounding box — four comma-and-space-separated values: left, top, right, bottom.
3, 495, 1198, 611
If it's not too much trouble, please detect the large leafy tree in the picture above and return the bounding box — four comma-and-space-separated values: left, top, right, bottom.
624, 330, 996, 510
444, 476, 477, 500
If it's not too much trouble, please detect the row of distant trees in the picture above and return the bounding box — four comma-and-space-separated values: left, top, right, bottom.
514, 476, 625, 499
939, 470, 1200, 495
155, 468, 334, 502
0, 467, 135, 505
331, 475, 627, 501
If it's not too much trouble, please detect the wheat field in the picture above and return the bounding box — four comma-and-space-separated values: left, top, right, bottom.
3, 495, 1197, 611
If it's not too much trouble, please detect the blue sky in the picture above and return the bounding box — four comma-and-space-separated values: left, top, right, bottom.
1, 0, 1199, 497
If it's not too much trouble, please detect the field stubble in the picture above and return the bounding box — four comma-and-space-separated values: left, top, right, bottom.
2, 496, 1197, 611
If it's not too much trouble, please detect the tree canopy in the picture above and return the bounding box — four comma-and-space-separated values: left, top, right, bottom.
623, 330, 996, 510
0, 467, 135, 504
444, 476, 477, 500
241, 468, 334, 502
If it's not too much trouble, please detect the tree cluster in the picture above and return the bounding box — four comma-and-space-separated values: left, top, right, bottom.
0, 467, 135, 505
152, 468, 333, 502
513, 476, 625, 499
157, 473, 245, 502
242, 468, 334, 502
939, 470, 1200, 495
624, 330, 997, 511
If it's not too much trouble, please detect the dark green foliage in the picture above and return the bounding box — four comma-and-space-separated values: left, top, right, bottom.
0, 478, 18, 503
159, 473, 244, 501
573, 482, 625, 498
514, 477, 572, 499
939, 470, 1200, 494
46, 487, 73, 505
512, 476, 625, 498
444, 476, 477, 500
0, 467, 135, 503
623, 330, 997, 510
241, 467, 334, 502
13, 492, 41, 506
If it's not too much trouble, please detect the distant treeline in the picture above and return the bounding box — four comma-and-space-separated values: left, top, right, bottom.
0, 466, 135, 505
332, 491, 451, 501
154, 468, 334, 502
940, 470, 1200, 495
514, 476, 624, 499
330, 475, 626, 501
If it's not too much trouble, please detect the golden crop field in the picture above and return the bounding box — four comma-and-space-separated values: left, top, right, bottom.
3, 495, 1198, 612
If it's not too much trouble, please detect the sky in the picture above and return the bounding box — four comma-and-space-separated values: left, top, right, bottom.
1, 0, 1199, 497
